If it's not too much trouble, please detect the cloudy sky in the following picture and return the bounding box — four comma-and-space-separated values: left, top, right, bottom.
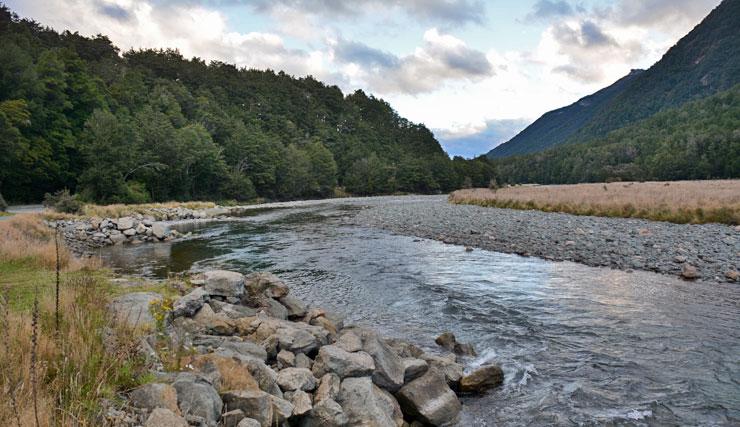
7, 0, 721, 157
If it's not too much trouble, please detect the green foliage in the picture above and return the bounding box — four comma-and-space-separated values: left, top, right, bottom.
0, 5, 491, 202
0, 192, 7, 211
43, 188, 83, 214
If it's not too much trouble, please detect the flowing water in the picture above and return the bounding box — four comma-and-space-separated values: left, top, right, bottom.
101, 198, 740, 426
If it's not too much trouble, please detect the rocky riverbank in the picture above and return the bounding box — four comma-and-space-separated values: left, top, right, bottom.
107, 270, 500, 426
350, 196, 740, 283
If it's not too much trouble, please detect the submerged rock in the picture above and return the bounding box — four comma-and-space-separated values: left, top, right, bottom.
459, 364, 504, 393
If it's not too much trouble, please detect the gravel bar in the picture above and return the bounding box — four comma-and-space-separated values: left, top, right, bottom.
347, 195, 739, 283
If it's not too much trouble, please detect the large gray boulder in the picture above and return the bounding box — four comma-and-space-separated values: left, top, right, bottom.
278, 294, 308, 319
300, 398, 348, 427
396, 368, 461, 426
355, 329, 405, 392
151, 223, 167, 239
172, 373, 223, 424
172, 287, 210, 318
314, 373, 341, 403
312, 345, 375, 379
144, 408, 188, 427
277, 367, 317, 392
108, 292, 162, 329
205, 270, 245, 298
252, 317, 330, 355
222, 390, 274, 427
338, 377, 404, 427
401, 358, 428, 383
421, 354, 464, 388
129, 382, 179, 413
215, 347, 282, 396
288, 389, 313, 417
245, 272, 290, 299
116, 216, 134, 230
220, 340, 268, 361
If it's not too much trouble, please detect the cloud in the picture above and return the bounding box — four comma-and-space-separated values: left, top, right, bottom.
335, 28, 493, 94
95, 1, 133, 22
606, 0, 719, 32
526, 0, 575, 21
435, 118, 529, 158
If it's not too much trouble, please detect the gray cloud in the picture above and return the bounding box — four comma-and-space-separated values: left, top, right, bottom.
95, 1, 132, 21
436, 118, 529, 158
552, 20, 617, 49
606, 0, 719, 30
526, 0, 575, 21
334, 40, 399, 68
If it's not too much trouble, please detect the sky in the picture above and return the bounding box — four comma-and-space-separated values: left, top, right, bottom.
6, 0, 722, 157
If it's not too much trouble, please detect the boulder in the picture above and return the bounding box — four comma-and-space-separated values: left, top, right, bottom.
152, 223, 167, 239
172, 287, 210, 318
310, 315, 339, 336
289, 390, 313, 417
278, 294, 308, 319
222, 409, 246, 427
209, 300, 259, 319
261, 298, 289, 320
422, 354, 464, 388
215, 348, 281, 396
110, 233, 126, 245
435, 331, 476, 357
205, 270, 245, 298
314, 373, 340, 404
193, 304, 236, 335
277, 367, 318, 392
357, 329, 405, 392
222, 390, 273, 427
301, 398, 348, 427
402, 358, 428, 383
237, 419, 261, 427
252, 317, 330, 355
108, 292, 162, 329
277, 350, 296, 369
336, 331, 363, 353
219, 340, 269, 361
384, 338, 424, 359
338, 377, 404, 427
396, 368, 461, 426
269, 394, 295, 424
459, 365, 504, 394
172, 373, 223, 424
312, 345, 375, 379
144, 408, 188, 427
123, 228, 137, 236
245, 272, 290, 299
129, 383, 179, 413
295, 353, 313, 370
135, 223, 147, 234
116, 217, 134, 230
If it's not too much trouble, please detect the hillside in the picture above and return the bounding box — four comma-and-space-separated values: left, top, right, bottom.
492, 84, 740, 184
486, 70, 641, 158
488, 0, 740, 159
0, 6, 495, 204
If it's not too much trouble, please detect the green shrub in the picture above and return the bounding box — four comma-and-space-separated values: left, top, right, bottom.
43, 189, 83, 214
0, 192, 7, 212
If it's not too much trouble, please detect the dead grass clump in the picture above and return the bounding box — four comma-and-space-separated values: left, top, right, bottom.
0, 214, 79, 270
449, 180, 740, 225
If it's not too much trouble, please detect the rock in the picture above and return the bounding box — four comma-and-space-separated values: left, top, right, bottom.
261, 297, 289, 320
289, 390, 313, 417
222, 409, 246, 427
295, 353, 313, 370
465, 246, 473, 252
245, 272, 290, 299
435, 332, 456, 351
123, 228, 137, 236
396, 368, 461, 426
252, 317, 330, 355
269, 394, 295, 424
135, 223, 147, 234
278, 294, 308, 319
144, 408, 188, 427
210, 300, 259, 319
110, 233, 126, 245
277, 350, 296, 369
219, 340, 269, 361
172, 287, 210, 318
358, 329, 405, 392
117, 217, 134, 230
193, 303, 235, 335
725, 270, 739, 281
336, 331, 363, 353
401, 358, 428, 383
205, 270, 245, 298
108, 292, 162, 329
338, 377, 404, 427
385, 338, 424, 359
237, 419, 261, 427
222, 390, 273, 427
151, 223, 167, 239
205, 207, 230, 217
314, 373, 341, 404
302, 398, 348, 427
422, 354, 464, 388
454, 342, 477, 357
310, 315, 339, 335
681, 263, 700, 280
184, 353, 260, 392
172, 373, 223, 424
674, 255, 687, 263
215, 348, 282, 396
312, 345, 375, 379
277, 367, 317, 392
459, 365, 504, 393
129, 383, 179, 413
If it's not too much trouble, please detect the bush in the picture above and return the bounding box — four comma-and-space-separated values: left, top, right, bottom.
0, 192, 7, 212
43, 189, 83, 214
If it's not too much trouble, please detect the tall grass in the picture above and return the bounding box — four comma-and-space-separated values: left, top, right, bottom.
449, 180, 740, 225
0, 214, 77, 270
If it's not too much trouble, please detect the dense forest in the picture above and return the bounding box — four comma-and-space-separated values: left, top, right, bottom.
0, 6, 495, 204
492, 84, 740, 183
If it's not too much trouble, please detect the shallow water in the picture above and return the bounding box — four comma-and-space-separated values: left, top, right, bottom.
101, 200, 740, 426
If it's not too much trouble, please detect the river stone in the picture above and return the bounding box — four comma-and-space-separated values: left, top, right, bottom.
172, 373, 223, 424
172, 287, 210, 318
681, 263, 700, 280
151, 223, 167, 239
222, 390, 274, 427
262, 297, 289, 320
402, 358, 428, 383
385, 338, 424, 359
288, 390, 313, 416
422, 354, 464, 387
301, 398, 348, 427
210, 300, 259, 319
123, 228, 137, 236
220, 340, 269, 361
135, 223, 147, 234
312, 345, 375, 379
108, 292, 162, 329
396, 368, 461, 426
338, 377, 404, 427
269, 394, 295, 424
110, 233, 126, 245
252, 317, 330, 355
459, 364, 504, 393
358, 329, 405, 392
245, 272, 290, 300
129, 383, 179, 413
237, 419, 261, 427
193, 303, 235, 335
144, 408, 188, 427
222, 409, 246, 427
435, 332, 456, 351
278, 294, 308, 319
277, 350, 295, 369
116, 216, 134, 230
295, 352, 313, 370
336, 330, 363, 353
314, 373, 341, 403
277, 367, 317, 392
205, 270, 245, 298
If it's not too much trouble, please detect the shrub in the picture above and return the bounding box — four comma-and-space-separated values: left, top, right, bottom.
0, 192, 7, 212
43, 189, 83, 214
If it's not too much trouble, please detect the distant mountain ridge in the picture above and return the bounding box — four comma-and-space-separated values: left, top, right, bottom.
486, 70, 642, 159
487, 0, 740, 159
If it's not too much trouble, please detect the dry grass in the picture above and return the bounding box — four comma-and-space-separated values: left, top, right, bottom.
81, 201, 216, 219
0, 214, 85, 270
450, 180, 740, 225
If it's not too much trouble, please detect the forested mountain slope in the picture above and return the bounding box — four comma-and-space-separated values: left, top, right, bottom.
0, 6, 494, 203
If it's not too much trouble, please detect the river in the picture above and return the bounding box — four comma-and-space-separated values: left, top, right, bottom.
100, 196, 740, 426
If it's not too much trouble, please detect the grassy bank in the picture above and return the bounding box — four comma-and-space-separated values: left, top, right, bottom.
449, 180, 740, 225
0, 214, 167, 425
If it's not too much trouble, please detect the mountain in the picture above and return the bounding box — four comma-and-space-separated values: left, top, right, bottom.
486, 70, 642, 159
0, 6, 495, 204
487, 0, 740, 159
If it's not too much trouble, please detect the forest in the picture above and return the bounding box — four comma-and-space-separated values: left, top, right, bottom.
0, 6, 495, 204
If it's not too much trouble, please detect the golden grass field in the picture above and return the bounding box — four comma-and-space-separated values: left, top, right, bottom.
449, 180, 740, 225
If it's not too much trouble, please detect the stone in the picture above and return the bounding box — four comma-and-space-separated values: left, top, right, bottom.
314, 373, 341, 403
277, 367, 317, 392
237, 419, 261, 427
184, 353, 260, 392
152, 223, 167, 239
129, 383, 179, 413
358, 329, 405, 392
385, 338, 424, 359
172, 373, 223, 424
336, 331, 363, 353
261, 298, 289, 320
222, 409, 246, 427
220, 340, 269, 361
674, 255, 688, 263
302, 398, 348, 427
270, 394, 295, 424
454, 342, 477, 357
108, 292, 162, 329
144, 408, 188, 427
401, 358, 428, 383
310, 315, 339, 335
123, 228, 137, 236
205, 270, 245, 298
338, 377, 404, 427
277, 350, 296, 369
205, 207, 230, 217
289, 390, 313, 416
681, 263, 700, 280
135, 223, 147, 234
110, 233, 126, 245
725, 270, 738, 281
216, 348, 282, 396
222, 390, 273, 427
312, 345, 375, 379
396, 368, 461, 426
278, 294, 308, 319
210, 300, 259, 319
245, 272, 290, 299
252, 317, 330, 355
435, 331, 456, 351
172, 287, 210, 318
459, 365, 504, 393
116, 217, 134, 230
193, 303, 235, 335
422, 354, 464, 387
295, 353, 313, 370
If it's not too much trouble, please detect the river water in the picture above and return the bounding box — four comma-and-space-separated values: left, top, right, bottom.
101, 198, 740, 426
